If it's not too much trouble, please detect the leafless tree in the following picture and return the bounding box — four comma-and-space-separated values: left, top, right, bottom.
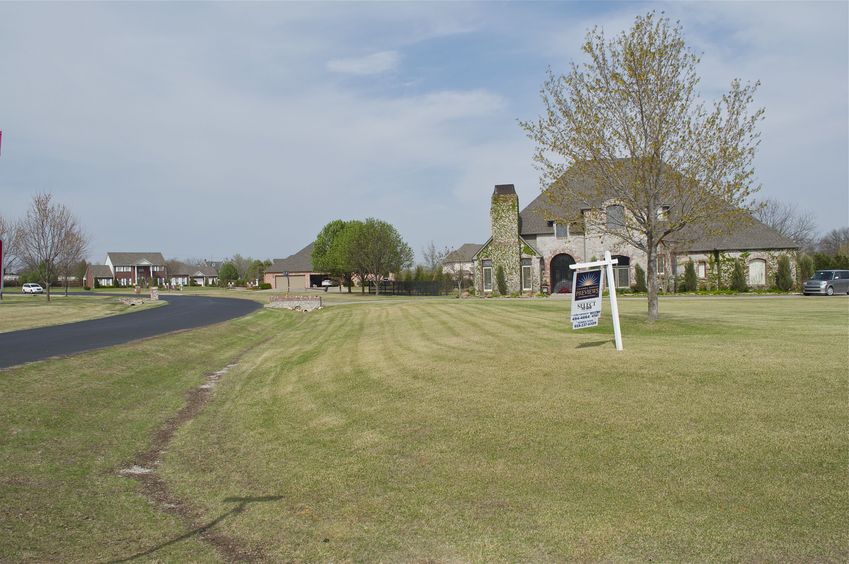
753, 198, 817, 251
521, 12, 763, 320
422, 241, 451, 277
819, 227, 849, 256
58, 227, 89, 296
0, 214, 20, 301
17, 193, 87, 302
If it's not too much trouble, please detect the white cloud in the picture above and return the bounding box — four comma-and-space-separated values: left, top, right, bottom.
326, 51, 401, 75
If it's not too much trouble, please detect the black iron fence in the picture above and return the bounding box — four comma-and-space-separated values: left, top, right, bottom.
365, 279, 458, 296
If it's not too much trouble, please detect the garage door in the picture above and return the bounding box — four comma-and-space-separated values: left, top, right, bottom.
274, 274, 306, 291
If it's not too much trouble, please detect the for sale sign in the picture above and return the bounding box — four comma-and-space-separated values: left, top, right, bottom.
570, 268, 604, 329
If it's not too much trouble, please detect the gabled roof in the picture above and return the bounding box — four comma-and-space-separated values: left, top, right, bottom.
88, 265, 113, 278
106, 252, 166, 266
444, 243, 484, 263
671, 221, 798, 252
192, 264, 219, 277
170, 262, 218, 277
518, 160, 797, 252
266, 243, 319, 273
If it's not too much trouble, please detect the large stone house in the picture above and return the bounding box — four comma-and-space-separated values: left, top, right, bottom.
463, 167, 797, 296
85, 252, 168, 288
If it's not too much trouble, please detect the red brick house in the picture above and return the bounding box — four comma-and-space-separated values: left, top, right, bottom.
85, 252, 167, 288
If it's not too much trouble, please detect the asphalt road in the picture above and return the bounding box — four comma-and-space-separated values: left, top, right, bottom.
0, 294, 262, 369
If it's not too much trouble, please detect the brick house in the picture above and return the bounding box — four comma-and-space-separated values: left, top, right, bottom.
264, 243, 329, 291
469, 165, 797, 295
85, 252, 167, 288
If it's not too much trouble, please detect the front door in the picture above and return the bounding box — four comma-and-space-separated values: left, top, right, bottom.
550, 254, 576, 293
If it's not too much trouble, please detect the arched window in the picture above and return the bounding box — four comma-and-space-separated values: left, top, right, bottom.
550, 254, 576, 293
748, 259, 766, 286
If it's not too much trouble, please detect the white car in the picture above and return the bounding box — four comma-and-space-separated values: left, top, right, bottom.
321, 279, 334, 287
21, 283, 44, 294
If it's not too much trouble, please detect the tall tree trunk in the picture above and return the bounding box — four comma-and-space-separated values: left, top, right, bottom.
646, 240, 658, 321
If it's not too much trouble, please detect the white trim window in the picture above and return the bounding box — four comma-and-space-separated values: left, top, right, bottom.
555, 222, 568, 239
521, 258, 532, 291
482, 259, 493, 292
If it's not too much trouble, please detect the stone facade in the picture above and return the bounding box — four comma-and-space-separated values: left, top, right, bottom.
470, 182, 798, 295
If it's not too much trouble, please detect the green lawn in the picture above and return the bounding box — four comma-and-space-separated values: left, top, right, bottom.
0, 294, 165, 333
1, 296, 846, 561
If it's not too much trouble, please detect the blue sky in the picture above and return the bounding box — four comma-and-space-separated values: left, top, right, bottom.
1, 1, 846, 263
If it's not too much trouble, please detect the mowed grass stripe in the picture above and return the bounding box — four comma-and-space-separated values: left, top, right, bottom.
158, 297, 846, 560
2, 297, 846, 561
0, 308, 282, 562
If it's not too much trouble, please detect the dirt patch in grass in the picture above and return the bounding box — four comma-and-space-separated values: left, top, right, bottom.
116, 338, 273, 562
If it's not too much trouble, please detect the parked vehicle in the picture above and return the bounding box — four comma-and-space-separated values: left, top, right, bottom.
21, 283, 44, 294
802, 270, 849, 296
320, 279, 334, 287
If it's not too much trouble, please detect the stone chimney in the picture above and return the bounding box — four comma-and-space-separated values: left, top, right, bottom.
489, 184, 521, 294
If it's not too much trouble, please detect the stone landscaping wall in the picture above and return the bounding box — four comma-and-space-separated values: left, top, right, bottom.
266, 295, 323, 312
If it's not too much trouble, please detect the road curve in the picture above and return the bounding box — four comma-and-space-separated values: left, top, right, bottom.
0, 294, 262, 369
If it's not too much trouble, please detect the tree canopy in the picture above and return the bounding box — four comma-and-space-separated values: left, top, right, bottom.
312, 218, 413, 295
521, 12, 763, 320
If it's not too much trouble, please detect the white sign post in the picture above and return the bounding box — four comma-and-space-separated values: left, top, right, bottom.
569, 250, 623, 351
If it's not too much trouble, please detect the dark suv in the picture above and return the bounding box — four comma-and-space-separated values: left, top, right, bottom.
802, 270, 849, 295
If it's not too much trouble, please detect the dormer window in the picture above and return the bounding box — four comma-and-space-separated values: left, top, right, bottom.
606, 205, 625, 230
555, 222, 568, 239
657, 205, 670, 220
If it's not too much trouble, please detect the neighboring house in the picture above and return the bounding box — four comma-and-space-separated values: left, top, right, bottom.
264, 243, 329, 291
469, 165, 797, 295
169, 262, 219, 287
443, 244, 483, 281
85, 252, 167, 288
86, 264, 115, 287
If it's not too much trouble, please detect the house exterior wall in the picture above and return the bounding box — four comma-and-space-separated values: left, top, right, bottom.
674, 249, 795, 289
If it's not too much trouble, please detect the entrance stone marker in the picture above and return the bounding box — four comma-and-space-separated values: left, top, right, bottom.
569, 250, 623, 351
150, 287, 159, 301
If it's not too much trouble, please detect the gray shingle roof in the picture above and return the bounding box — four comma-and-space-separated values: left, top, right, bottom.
170, 262, 218, 277
266, 243, 318, 273
518, 160, 797, 252
444, 243, 484, 263
106, 252, 166, 266
672, 220, 798, 252
88, 265, 113, 278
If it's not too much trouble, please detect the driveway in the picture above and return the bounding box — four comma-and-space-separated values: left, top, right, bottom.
0, 294, 261, 369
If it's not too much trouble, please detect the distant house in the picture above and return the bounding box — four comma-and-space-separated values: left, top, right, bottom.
85, 265, 114, 287
264, 243, 329, 291
443, 244, 483, 281
85, 252, 167, 288
168, 262, 219, 287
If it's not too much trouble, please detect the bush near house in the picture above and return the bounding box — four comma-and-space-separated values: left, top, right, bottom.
495, 265, 507, 296
682, 260, 698, 292
633, 263, 647, 293
775, 255, 794, 291
730, 259, 748, 292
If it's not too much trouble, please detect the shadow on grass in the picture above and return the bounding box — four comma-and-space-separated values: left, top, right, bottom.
109, 495, 284, 563
576, 340, 612, 348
